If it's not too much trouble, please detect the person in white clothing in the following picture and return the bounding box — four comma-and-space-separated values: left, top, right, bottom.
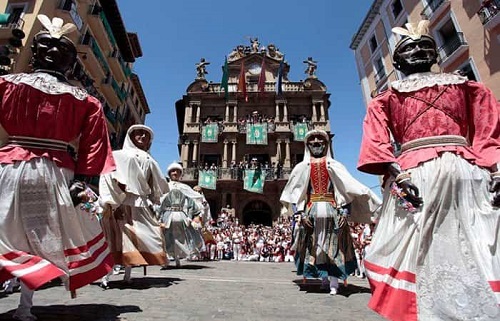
99, 125, 168, 288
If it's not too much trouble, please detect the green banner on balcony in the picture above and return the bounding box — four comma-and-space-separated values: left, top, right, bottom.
243, 169, 265, 194
198, 170, 217, 190
293, 123, 309, 141
201, 124, 219, 143
246, 123, 267, 145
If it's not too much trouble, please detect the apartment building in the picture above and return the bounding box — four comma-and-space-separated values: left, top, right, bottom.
350, 0, 500, 106
0, 0, 149, 148
175, 42, 332, 224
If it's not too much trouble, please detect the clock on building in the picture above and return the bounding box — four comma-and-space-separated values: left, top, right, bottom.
248, 62, 261, 75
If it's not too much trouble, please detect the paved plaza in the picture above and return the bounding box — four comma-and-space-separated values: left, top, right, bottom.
0, 260, 384, 321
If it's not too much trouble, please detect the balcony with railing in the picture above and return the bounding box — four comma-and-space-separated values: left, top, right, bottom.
181, 167, 292, 182
478, 0, 500, 27
0, 14, 25, 43
111, 78, 127, 102
437, 32, 468, 65
89, 37, 110, 76
57, 0, 83, 30
374, 67, 387, 85
206, 81, 305, 95
420, 0, 449, 20
103, 104, 117, 125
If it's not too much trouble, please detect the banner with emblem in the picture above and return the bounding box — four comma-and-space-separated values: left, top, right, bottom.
201, 123, 219, 143
293, 123, 308, 141
246, 123, 267, 145
198, 170, 217, 190
243, 169, 266, 193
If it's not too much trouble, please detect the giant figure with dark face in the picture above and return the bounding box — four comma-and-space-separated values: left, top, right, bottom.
280, 130, 381, 295
358, 20, 500, 321
0, 15, 115, 320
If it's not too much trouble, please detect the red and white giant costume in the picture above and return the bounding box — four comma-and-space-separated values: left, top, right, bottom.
358, 72, 500, 320
0, 72, 115, 291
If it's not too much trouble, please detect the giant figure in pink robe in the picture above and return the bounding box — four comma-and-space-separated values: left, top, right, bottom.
358, 20, 500, 321
0, 15, 115, 320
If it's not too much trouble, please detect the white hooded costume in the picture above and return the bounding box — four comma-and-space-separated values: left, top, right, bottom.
99, 125, 169, 267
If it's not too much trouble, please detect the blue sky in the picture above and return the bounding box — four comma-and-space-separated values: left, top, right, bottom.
117, 0, 381, 193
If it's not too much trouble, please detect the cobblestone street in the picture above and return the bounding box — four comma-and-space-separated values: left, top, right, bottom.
0, 260, 384, 321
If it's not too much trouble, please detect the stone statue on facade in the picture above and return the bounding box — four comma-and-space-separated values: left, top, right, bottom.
266, 44, 283, 60
303, 57, 317, 78
228, 45, 245, 62
195, 58, 210, 79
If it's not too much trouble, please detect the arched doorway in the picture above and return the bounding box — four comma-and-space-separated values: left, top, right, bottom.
242, 200, 272, 226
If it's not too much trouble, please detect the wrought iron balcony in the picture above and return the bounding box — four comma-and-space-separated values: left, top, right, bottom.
437, 32, 467, 61
374, 67, 387, 84
478, 0, 500, 25
421, 0, 448, 20
182, 167, 291, 181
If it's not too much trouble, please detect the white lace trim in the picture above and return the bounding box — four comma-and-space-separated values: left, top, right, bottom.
1, 72, 88, 101
391, 72, 467, 92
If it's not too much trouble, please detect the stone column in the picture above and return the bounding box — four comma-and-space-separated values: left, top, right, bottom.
225, 104, 229, 122
192, 140, 198, 164
285, 139, 291, 168
181, 141, 189, 168
275, 103, 280, 122
186, 103, 193, 123
231, 141, 237, 162
195, 104, 201, 123
223, 139, 228, 168
233, 105, 238, 122
276, 140, 282, 162
283, 103, 288, 122
312, 102, 317, 122
319, 102, 325, 121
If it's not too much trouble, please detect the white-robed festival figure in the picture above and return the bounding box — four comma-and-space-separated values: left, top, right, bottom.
193, 185, 216, 260
99, 125, 169, 287
193, 185, 212, 225
280, 130, 381, 295
358, 20, 500, 321
159, 163, 205, 267
0, 15, 115, 321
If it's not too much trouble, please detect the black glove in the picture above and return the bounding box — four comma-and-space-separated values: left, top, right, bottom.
489, 176, 500, 207
397, 179, 423, 208
387, 162, 423, 208
69, 180, 87, 206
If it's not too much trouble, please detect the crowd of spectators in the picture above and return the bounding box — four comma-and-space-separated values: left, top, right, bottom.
197, 206, 375, 273
237, 112, 275, 132
201, 210, 294, 263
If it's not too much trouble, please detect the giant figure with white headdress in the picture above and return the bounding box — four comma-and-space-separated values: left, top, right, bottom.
0, 15, 115, 320
158, 162, 205, 267
280, 129, 381, 295
358, 20, 500, 320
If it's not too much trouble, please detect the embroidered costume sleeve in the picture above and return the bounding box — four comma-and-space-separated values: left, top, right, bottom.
0, 75, 115, 175
465, 81, 500, 169
357, 90, 396, 175
358, 76, 500, 173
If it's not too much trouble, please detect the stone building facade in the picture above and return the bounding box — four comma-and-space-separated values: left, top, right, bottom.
175, 41, 332, 225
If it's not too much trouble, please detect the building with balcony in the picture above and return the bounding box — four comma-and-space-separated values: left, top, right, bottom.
350, 0, 500, 106
0, 0, 149, 149
175, 42, 332, 225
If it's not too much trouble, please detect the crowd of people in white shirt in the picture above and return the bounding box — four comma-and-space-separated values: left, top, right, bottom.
195, 208, 375, 269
